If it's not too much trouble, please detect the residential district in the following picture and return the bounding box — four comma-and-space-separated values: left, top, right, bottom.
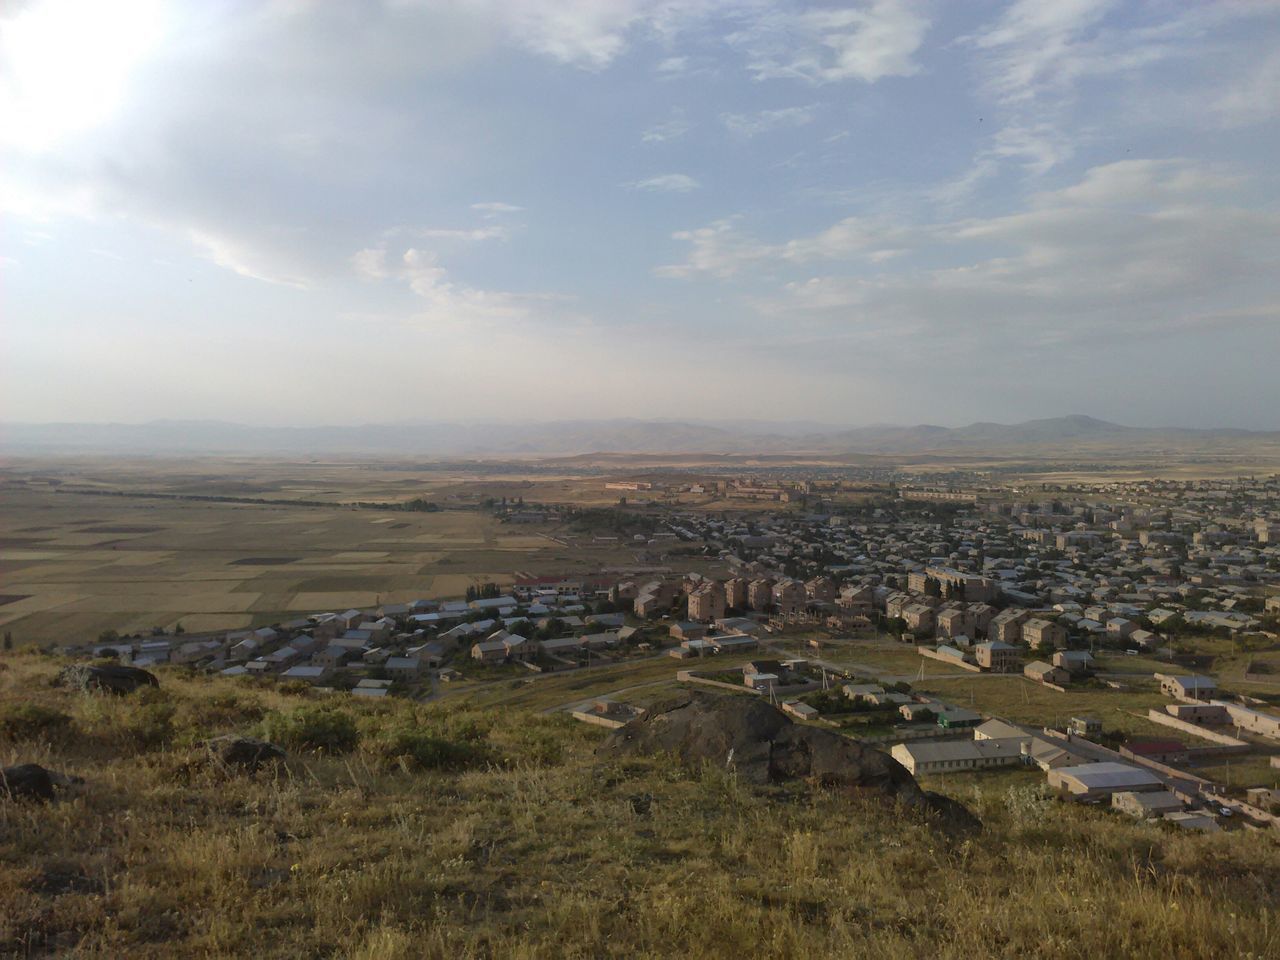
63, 472, 1280, 834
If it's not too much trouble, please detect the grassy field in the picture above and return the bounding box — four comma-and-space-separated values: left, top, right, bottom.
1, 652, 1278, 958
910, 676, 1188, 740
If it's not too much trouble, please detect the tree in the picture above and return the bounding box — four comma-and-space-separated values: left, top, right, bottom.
2, 632, 11, 652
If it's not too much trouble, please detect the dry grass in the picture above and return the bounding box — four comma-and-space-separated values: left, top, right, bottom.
0, 652, 1277, 958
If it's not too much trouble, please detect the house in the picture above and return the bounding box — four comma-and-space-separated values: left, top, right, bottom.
1023, 618, 1068, 651
313, 644, 362, 670
385, 657, 422, 677
890, 738, 1023, 776
280, 665, 328, 683
670, 621, 707, 642
805, 577, 837, 603
843, 683, 886, 702
899, 702, 937, 722
989, 608, 1031, 644
936, 607, 973, 639
973, 641, 1020, 673
781, 700, 820, 721
1047, 762, 1163, 801
773, 580, 807, 616
1162, 811, 1220, 832
725, 577, 749, 609
1130, 629, 1161, 650
1068, 716, 1102, 738
935, 706, 982, 729
1112, 790, 1184, 819
747, 578, 776, 610
974, 719, 1031, 744
1156, 673, 1217, 702
688, 580, 727, 622
901, 603, 936, 636
1053, 650, 1095, 676
471, 629, 530, 663
1024, 660, 1069, 685
1024, 738, 1091, 771
1106, 618, 1137, 641
1122, 738, 1189, 765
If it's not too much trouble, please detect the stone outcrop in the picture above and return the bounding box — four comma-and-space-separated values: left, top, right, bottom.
597, 691, 979, 833
0, 764, 83, 803
56, 664, 159, 695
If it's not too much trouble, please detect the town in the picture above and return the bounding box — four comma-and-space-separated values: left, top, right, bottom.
55, 469, 1280, 835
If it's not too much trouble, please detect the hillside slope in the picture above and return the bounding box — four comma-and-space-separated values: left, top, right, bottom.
1, 655, 1277, 958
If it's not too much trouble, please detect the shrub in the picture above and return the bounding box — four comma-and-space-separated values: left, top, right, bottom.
121, 700, 177, 749
0, 702, 72, 741
372, 727, 486, 772
259, 706, 359, 754
172, 693, 266, 745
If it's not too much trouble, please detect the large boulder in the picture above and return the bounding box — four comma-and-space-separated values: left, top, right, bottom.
204, 736, 286, 773
597, 691, 979, 834
56, 664, 159, 695
0, 764, 83, 803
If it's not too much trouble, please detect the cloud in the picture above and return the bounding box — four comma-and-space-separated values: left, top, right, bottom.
728, 0, 930, 84
352, 243, 568, 327
641, 112, 691, 142
932, 122, 1075, 205
471, 201, 524, 216
721, 104, 817, 136
1213, 47, 1280, 127
629, 173, 701, 193
661, 159, 1280, 349
402, 225, 511, 243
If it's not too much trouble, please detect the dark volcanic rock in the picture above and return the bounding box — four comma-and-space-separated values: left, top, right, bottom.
0, 764, 83, 803
56, 664, 159, 695
597, 691, 980, 834
205, 736, 286, 772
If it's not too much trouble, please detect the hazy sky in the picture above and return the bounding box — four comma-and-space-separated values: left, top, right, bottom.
3, 0, 1279, 429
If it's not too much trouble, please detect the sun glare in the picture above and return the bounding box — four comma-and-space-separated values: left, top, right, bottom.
0, 0, 167, 151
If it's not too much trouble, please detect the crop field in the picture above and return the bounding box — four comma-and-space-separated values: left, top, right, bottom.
0, 471, 658, 646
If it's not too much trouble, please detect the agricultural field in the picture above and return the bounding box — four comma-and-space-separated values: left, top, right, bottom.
0, 476, 663, 647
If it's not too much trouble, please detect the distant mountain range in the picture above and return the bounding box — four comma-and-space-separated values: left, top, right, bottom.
3, 415, 1278, 458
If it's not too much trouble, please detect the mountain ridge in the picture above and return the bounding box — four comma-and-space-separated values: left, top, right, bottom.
4, 415, 1279, 457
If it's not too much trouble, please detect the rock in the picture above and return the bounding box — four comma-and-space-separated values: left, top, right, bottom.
0, 764, 83, 803
205, 736, 286, 772
597, 691, 980, 834
56, 664, 159, 695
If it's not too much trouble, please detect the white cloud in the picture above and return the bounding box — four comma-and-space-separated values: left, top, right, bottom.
1214, 47, 1280, 127
729, 0, 930, 84
932, 122, 1075, 205
642, 113, 691, 142
629, 173, 701, 193
471, 201, 524, 216
962, 0, 1186, 105
479, 0, 720, 70
721, 104, 817, 136
662, 160, 1280, 348
404, 225, 511, 242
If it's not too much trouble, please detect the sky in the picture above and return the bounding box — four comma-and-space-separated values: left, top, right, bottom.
2, 0, 1279, 430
